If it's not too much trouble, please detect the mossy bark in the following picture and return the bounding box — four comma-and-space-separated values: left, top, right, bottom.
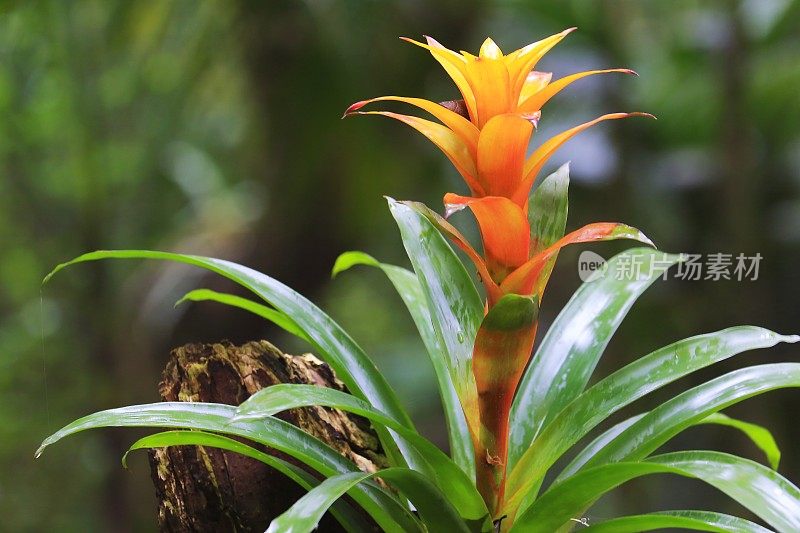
148, 340, 385, 532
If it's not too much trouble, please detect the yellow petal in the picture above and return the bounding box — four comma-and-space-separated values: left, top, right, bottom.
401, 36, 478, 123
518, 71, 553, 105
350, 110, 485, 196
513, 112, 655, 205
345, 96, 479, 156
477, 114, 534, 197
479, 37, 503, 59
518, 68, 636, 112
505, 28, 576, 102
463, 55, 512, 127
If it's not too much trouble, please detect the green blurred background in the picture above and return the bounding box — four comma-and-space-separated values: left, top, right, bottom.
2, 0, 799, 530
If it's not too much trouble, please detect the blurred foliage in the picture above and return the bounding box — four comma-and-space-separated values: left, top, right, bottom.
1, 0, 799, 530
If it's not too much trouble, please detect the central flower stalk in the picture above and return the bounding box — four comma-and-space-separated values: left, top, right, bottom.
347, 31, 653, 516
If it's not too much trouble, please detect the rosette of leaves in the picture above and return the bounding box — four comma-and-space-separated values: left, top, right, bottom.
37, 164, 800, 532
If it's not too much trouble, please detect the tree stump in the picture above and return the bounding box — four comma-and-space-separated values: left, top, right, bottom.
148, 340, 386, 532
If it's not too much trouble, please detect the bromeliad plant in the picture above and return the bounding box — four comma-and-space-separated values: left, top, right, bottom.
37, 31, 800, 532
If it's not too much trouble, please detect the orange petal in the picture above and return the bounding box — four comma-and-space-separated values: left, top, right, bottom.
505, 28, 576, 102
403, 200, 502, 305
513, 112, 655, 205
349, 110, 485, 196
476, 114, 534, 197
500, 222, 654, 297
462, 55, 512, 127
401, 36, 478, 123
518, 71, 553, 105
444, 194, 530, 282
518, 68, 637, 112
345, 96, 479, 156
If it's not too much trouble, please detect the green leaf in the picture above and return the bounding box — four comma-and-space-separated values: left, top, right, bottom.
511, 451, 800, 533
583, 363, 800, 470
505, 326, 796, 510
176, 288, 310, 342
528, 162, 570, 253
233, 384, 488, 521
527, 162, 569, 291
508, 248, 682, 469
387, 199, 483, 397
700, 413, 781, 470
35, 402, 420, 533
581, 510, 772, 533
332, 250, 474, 478
331, 250, 381, 276
387, 200, 483, 439
556, 414, 645, 484
43, 250, 415, 469
560, 410, 782, 485
268, 468, 472, 533
124, 430, 370, 533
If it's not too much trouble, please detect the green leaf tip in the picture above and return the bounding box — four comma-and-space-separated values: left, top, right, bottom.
482, 294, 539, 331
42, 258, 75, 286
612, 224, 656, 248
173, 288, 211, 308
702, 412, 782, 470
331, 251, 379, 279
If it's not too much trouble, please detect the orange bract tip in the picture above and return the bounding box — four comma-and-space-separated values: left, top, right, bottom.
342, 100, 368, 118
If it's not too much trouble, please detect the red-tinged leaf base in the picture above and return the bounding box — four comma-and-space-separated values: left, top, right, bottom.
471, 293, 539, 514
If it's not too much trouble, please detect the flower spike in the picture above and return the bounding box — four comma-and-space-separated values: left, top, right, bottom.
346, 34, 654, 513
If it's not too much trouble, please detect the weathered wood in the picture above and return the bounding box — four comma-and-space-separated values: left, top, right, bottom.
148, 340, 385, 532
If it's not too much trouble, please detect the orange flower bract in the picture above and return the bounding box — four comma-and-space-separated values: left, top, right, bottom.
347, 36, 654, 509
346, 29, 652, 296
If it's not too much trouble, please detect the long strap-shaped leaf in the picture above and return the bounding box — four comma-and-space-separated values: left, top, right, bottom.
556, 414, 645, 483
234, 384, 488, 521
559, 411, 781, 484
388, 200, 484, 436
268, 467, 473, 533
510, 451, 800, 532
583, 363, 800, 469
581, 510, 773, 533
508, 248, 682, 468
176, 288, 311, 342
35, 402, 420, 533
505, 327, 796, 508
43, 250, 414, 469
125, 430, 370, 533
332, 251, 474, 478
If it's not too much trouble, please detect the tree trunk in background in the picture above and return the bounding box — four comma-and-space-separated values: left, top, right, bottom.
149, 340, 386, 532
